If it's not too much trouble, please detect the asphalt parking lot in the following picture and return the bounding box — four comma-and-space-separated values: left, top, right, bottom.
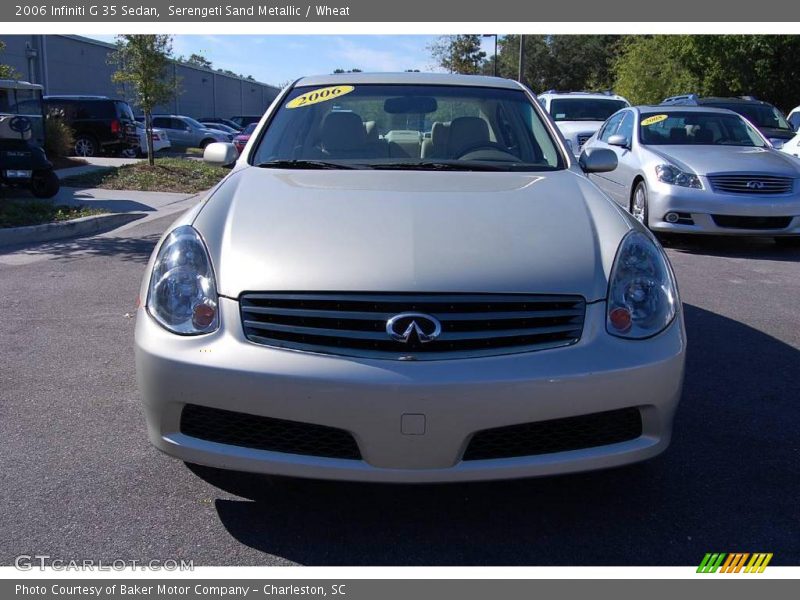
1, 215, 799, 566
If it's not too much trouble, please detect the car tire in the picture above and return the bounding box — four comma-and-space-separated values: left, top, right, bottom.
73, 135, 97, 157
30, 169, 60, 199
631, 180, 650, 229
775, 236, 800, 247
199, 139, 215, 149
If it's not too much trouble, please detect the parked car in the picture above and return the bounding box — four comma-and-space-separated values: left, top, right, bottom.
538, 91, 630, 155
136, 72, 685, 483
778, 131, 800, 160
133, 121, 171, 156
200, 122, 238, 135
661, 95, 796, 148
199, 117, 242, 131
232, 122, 256, 154
149, 115, 232, 149
230, 115, 262, 128
582, 105, 800, 244
43, 95, 139, 157
787, 105, 800, 132
0, 79, 59, 198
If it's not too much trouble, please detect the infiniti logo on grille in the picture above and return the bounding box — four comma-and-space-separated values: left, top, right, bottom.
386, 313, 442, 344
746, 180, 765, 189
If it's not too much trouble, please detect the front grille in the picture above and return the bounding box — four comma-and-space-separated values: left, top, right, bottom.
463, 408, 642, 461
240, 292, 586, 360
576, 134, 592, 149
712, 215, 793, 230
708, 174, 794, 195
180, 404, 362, 460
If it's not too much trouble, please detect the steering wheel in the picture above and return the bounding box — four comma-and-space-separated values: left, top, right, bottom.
456, 141, 520, 161
9, 116, 32, 134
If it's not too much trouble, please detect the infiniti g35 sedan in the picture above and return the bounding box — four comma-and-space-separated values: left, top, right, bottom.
135, 73, 686, 483
583, 106, 800, 243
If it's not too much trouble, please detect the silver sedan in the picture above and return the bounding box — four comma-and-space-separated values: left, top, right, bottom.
135, 73, 685, 483
582, 106, 800, 243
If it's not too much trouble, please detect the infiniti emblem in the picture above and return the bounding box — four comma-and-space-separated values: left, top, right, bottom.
386, 313, 442, 344
746, 180, 765, 189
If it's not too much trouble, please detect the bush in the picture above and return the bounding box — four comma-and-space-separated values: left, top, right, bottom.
44, 116, 75, 158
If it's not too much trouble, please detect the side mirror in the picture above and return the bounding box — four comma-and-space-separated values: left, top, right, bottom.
579, 147, 618, 173
203, 142, 238, 167
607, 134, 630, 149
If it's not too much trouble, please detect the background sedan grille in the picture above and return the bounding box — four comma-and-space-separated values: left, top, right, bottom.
708, 174, 794, 195
463, 408, 642, 461
576, 134, 592, 149
240, 292, 586, 360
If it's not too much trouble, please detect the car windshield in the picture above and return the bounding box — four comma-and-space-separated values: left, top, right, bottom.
549, 98, 628, 122
639, 111, 768, 147
705, 103, 792, 131
241, 123, 257, 135
251, 84, 565, 171
183, 116, 207, 129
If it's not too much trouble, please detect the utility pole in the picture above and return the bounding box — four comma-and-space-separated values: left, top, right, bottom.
517, 34, 525, 86
482, 34, 498, 76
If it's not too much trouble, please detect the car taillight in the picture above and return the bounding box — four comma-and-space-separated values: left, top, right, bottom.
111, 119, 121, 134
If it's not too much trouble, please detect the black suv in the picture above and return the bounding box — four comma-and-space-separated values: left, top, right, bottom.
661, 94, 796, 146
42, 95, 139, 157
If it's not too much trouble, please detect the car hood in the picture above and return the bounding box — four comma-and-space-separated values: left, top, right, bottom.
192, 167, 634, 301
555, 121, 604, 138
646, 145, 800, 176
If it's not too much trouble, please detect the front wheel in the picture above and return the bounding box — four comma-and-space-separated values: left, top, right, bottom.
73, 135, 97, 157
30, 170, 60, 199
631, 181, 649, 228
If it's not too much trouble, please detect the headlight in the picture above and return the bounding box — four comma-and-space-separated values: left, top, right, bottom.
607, 231, 677, 339
655, 164, 702, 189
147, 225, 219, 335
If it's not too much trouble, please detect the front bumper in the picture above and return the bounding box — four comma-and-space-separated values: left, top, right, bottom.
135, 298, 686, 483
647, 178, 800, 235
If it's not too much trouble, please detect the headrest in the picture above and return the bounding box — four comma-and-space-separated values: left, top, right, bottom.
448, 116, 490, 154
364, 120, 378, 143
431, 121, 449, 147
322, 112, 366, 151
669, 128, 688, 143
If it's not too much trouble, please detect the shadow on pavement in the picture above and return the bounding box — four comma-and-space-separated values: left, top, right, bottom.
0, 230, 161, 263
188, 303, 800, 565
661, 233, 800, 262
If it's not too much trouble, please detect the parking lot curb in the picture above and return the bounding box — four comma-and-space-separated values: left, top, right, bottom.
0, 212, 147, 247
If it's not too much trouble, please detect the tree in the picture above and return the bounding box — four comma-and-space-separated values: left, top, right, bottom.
110, 35, 176, 165
0, 41, 18, 79
612, 36, 698, 105
333, 68, 363, 73
185, 53, 213, 70
429, 35, 487, 75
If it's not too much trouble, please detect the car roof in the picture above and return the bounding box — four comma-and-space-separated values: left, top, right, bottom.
538, 91, 627, 101
44, 95, 114, 101
294, 72, 525, 90
635, 105, 739, 116
1, 79, 43, 91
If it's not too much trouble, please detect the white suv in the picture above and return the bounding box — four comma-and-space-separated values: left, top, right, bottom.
788, 105, 800, 132
538, 91, 630, 155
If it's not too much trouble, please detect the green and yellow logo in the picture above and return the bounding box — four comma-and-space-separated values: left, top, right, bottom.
697, 553, 773, 573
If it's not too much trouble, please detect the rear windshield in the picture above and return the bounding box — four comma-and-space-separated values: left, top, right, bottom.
639, 111, 767, 147
705, 103, 792, 131
251, 84, 565, 171
549, 98, 628, 122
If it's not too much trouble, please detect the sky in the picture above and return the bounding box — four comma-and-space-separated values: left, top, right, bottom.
88, 35, 485, 87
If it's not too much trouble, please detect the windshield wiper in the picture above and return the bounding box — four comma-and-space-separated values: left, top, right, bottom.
257, 159, 357, 170
369, 161, 507, 172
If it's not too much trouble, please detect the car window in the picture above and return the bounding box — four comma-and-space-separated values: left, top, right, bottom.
152, 117, 171, 129
75, 101, 114, 120
172, 118, 189, 130
549, 98, 628, 122
115, 101, 135, 121
616, 111, 634, 142
788, 112, 800, 131
706, 102, 793, 131
599, 112, 625, 142
639, 111, 767, 147
251, 84, 565, 171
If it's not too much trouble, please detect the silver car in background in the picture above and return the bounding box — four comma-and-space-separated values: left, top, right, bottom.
582, 106, 800, 243
135, 73, 685, 483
